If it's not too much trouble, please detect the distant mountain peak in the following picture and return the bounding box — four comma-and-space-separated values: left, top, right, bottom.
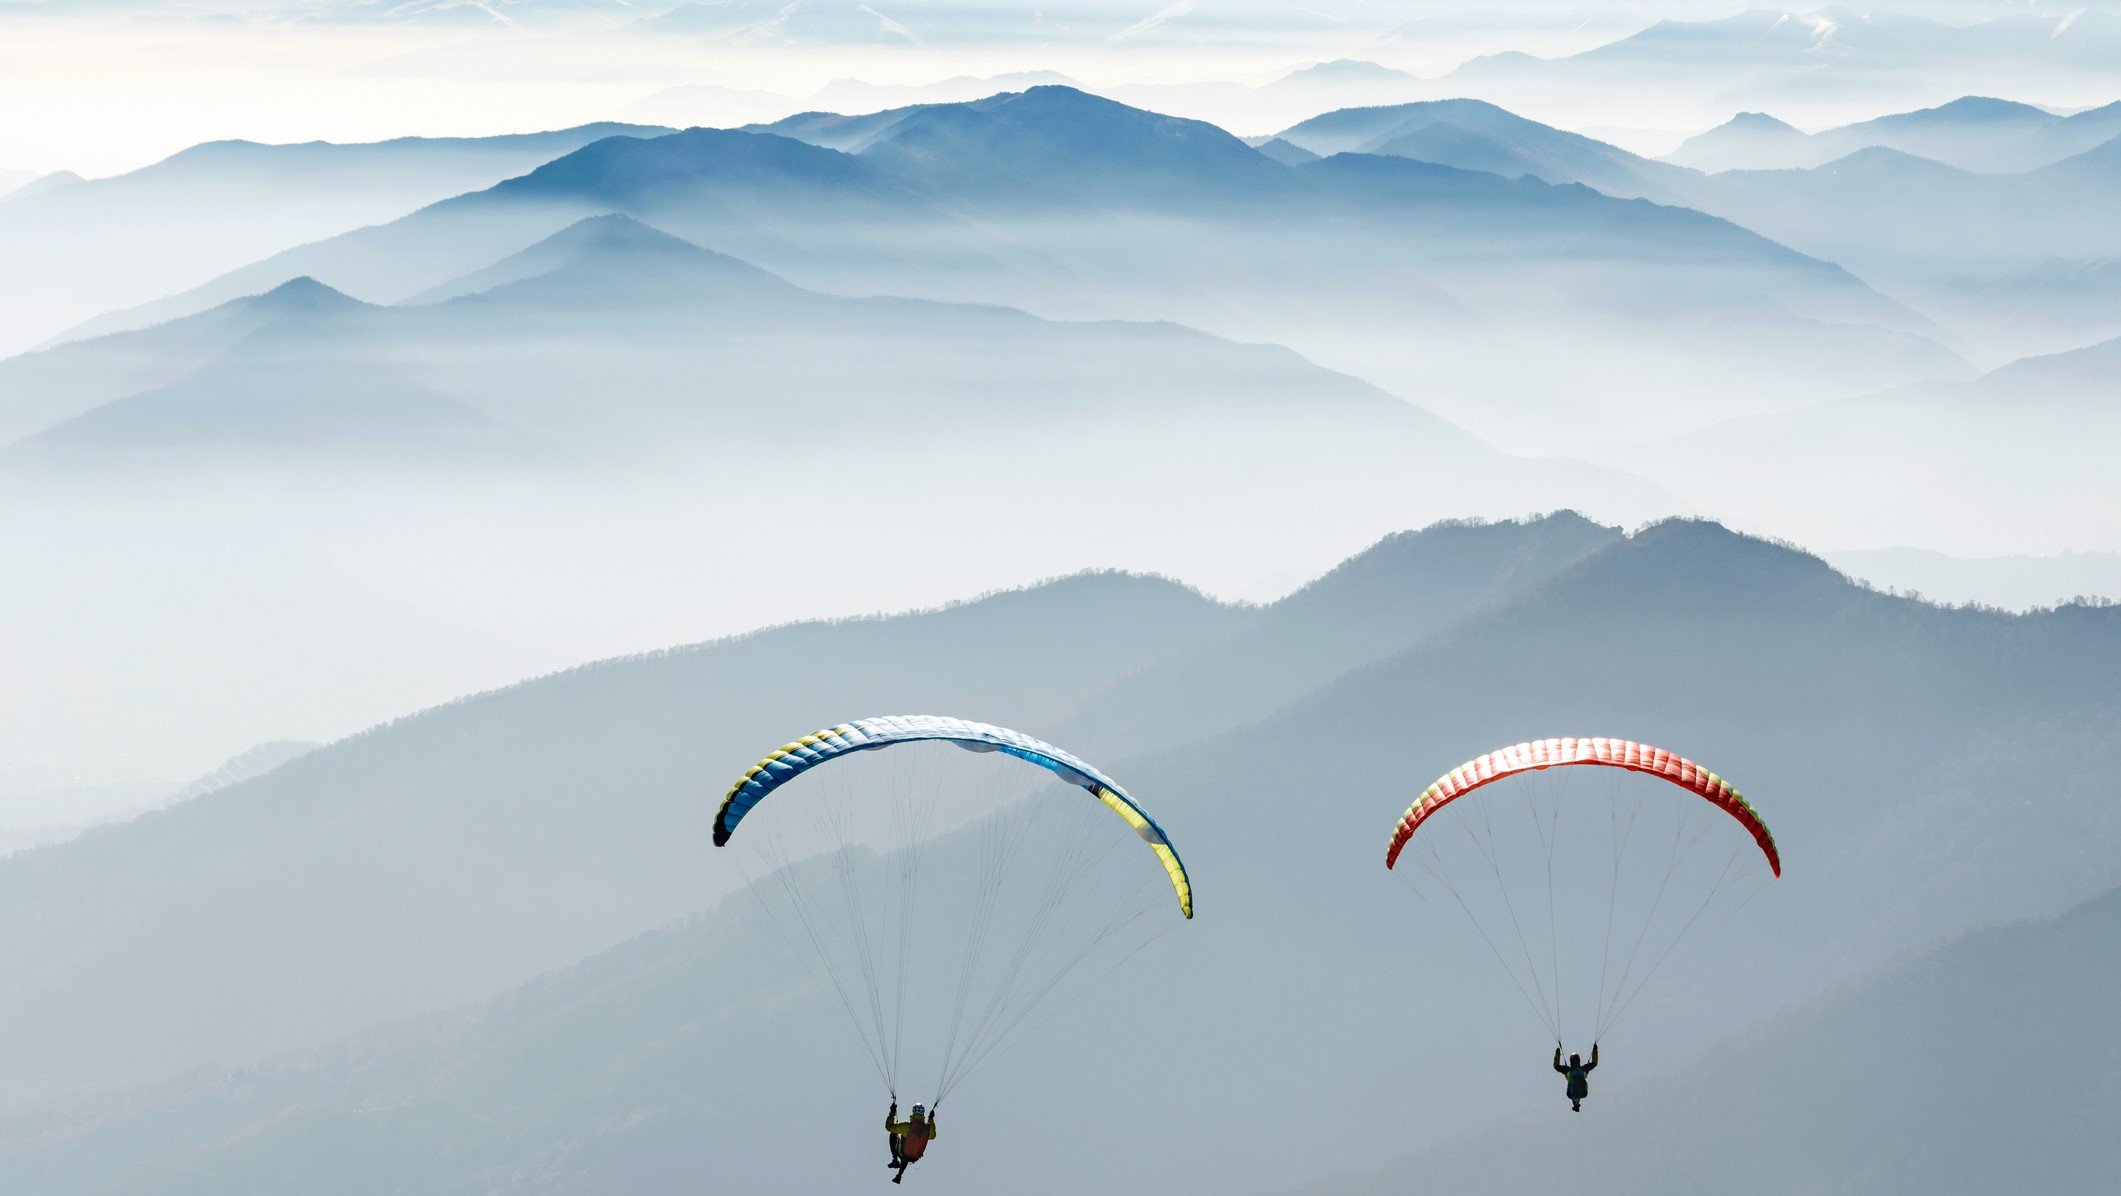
1272, 98, 1529, 157
159, 138, 271, 166
207, 277, 375, 345
414, 212, 794, 308
1283, 510, 1621, 613
527, 211, 703, 256
1725, 111, 1801, 132
2, 348, 532, 469
2040, 131, 2121, 174
1253, 137, 1320, 167
952, 82, 1253, 147
3, 168, 84, 201
1418, 96, 1516, 118
846, 85, 1291, 207
502, 126, 876, 203
1814, 144, 1967, 175
986, 83, 1135, 115
1981, 331, 2121, 393
1279, 59, 1420, 85
1465, 516, 1861, 615
1351, 97, 1514, 119
524, 213, 786, 281
1904, 95, 2055, 124
250, 276, 363, 313
1272, 98, 1687, 196
1621, 516, 1843, 585
1663, 109, 1812, 171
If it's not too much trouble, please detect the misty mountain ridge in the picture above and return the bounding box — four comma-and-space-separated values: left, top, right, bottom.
1, 742, 311, 858
1254, 94, 2118, 363
1941, 255, 2121, 357
1260, 92, 2121, 301
1, 336, 553, 475
1252, 137, 1321, 166
1974, 330, 2121, 396
1056, 511, 1626, 757
827, 86, 1304, 210
403, 212, 799, 306
1272, 97, 1696, 200
2, 276, 568, 475
0, 122, 679, 358
1276, 59, 1425, 88
1789, 143, 1976, 182
64, 121, 1033, 342
5, 210, 1683, 554
1286, 882, 2121, 1195
1621, 333, 2121, 554
1656, 127, 2121, 298
2028, 128, 2121, 184
76, 86, 1958, 456
227, 274, 371, 320
0, 560, 1244, 1099
143, 124, 672, 179
1663, 110, 1807, 173
495, 124, 929, 210
346, 212, 1475, 439
1260, 91, 2121, 309
0, 516, 2114, 1189
1850, 94, 2058, 139
0, 205, 1682, 792
1669, 94, 2121, 173
753, 84, 1360, 201
0, 276, 383, 449
1, 170, 82, 203
1438, 8, 2121, 133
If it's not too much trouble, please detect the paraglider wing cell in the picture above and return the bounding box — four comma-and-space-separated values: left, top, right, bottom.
714, 714, 1193, 917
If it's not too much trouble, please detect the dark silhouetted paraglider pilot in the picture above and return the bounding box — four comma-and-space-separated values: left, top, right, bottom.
885, 1101, 937, 1183
1554, 1044, 1598, 1111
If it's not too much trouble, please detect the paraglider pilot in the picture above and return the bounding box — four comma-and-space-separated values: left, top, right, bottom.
886, 1100, 938, 1184
1554, 1044, 1598, 1111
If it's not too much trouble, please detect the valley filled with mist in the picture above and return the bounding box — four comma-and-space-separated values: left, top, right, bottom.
1, 1, 2116, 1191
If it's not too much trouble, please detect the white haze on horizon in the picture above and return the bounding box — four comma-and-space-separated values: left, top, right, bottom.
0, 13, 1548, 175
11, 2, 2116, 176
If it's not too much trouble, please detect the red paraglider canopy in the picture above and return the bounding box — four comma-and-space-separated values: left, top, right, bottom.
1386, 737, 1780, 876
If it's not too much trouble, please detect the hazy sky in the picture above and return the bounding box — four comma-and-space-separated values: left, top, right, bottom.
0, 3, 1970, 174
